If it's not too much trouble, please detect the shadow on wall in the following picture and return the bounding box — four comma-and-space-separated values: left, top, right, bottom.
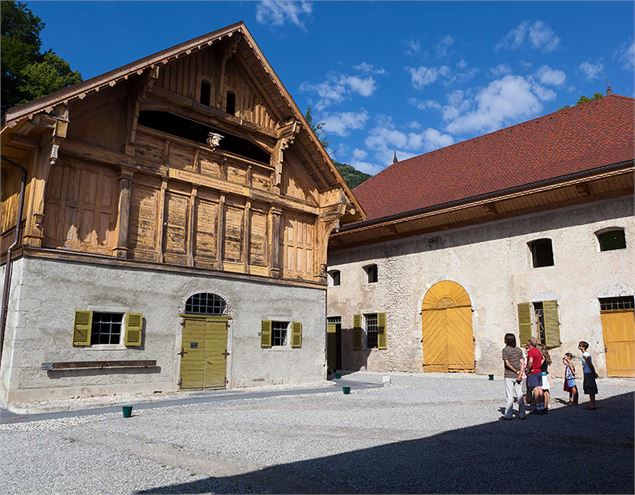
136, 393, 634, 494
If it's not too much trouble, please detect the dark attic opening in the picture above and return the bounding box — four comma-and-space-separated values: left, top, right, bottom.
138, 111, 270, 163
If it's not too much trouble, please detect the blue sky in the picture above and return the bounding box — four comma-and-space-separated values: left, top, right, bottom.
30, 1, 634, 175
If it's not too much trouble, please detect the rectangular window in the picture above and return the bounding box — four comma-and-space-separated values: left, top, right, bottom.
532, 302, 546, 344
272, 321, 289, 347
600, 296, 635, 311
91, 312, 124, 345
365, 313, 378, 348
517, 300, 560, 349
364, 264, 378, 283
328, 270, 341, 287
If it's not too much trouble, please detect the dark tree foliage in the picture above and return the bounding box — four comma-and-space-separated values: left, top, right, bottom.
304, 107, 371, 188
1, 1, 82, 116
558, 92, 604, 110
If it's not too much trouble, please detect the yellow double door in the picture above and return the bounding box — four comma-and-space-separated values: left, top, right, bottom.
601, 310, 635, 377
422, 306, 474, 372
180, 317, 229, 389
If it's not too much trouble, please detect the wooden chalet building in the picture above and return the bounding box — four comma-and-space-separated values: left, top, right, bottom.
0, 22, 363, 405
327, 95, 635, 378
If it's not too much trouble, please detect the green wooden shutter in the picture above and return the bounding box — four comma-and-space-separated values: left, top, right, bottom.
377, 312, 387, 350
261, 320, 272, 348
73, 310, 92, 347
291, 321, 302, 348
352, 314, 362, 350
517, 303, 532, 347
543, 300, 561, 349
124, 313, 144, 347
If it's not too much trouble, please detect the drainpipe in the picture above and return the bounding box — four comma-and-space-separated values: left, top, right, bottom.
0, 156, 27, 369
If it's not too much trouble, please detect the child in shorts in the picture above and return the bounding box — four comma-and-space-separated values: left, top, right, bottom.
563, 352, 578, 405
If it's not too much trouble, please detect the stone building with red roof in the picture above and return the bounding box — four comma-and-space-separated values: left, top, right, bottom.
326, 95, 634, 378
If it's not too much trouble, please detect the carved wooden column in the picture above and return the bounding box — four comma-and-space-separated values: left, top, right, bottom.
215, 194, 226, 271
243, 201, 251, 273
187, 185, 198, 267
113, 169, 135, 258
155, 178, 168, 263
269, 206, 282, 278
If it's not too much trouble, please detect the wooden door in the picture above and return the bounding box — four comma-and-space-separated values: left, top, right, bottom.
601, 310, 635, 377
422, 281, 474, 372
180, 318, 228, 389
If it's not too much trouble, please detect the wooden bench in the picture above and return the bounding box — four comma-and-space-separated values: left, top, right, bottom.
41, 360, 157, 371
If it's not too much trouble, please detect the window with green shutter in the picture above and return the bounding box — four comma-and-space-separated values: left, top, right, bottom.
291, 321, 302, 348
352, 314, 362, 350
542, 300, 561, 349
261, 320, 272, 348
377, 312, 387, 350
73, 311, 93, 347
517, 303, 532, 347
124, 313, 144, 347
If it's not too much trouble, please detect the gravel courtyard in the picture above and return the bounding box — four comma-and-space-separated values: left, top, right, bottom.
1, 373, 633, 494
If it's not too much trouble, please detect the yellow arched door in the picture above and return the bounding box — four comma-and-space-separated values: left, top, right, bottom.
422, 281, 474, 372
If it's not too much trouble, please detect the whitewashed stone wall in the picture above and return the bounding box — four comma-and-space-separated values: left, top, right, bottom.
327, 196, 635, 378
0, 257, 327, 405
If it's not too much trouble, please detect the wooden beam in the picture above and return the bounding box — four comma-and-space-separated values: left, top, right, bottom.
113, 169, 135, 258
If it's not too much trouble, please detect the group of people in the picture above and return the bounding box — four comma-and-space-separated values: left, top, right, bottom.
500, 334, 599, 420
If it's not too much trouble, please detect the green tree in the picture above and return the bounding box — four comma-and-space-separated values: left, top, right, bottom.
304, 106, 328, 148
1, 1, 82, 115
559, 92, 604, 110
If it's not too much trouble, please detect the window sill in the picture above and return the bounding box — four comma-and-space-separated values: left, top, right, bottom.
85, 344, 127, 351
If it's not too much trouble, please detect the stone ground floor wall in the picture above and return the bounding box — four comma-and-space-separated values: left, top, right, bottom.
327, 196, 635, 378
0, 256, 326, 406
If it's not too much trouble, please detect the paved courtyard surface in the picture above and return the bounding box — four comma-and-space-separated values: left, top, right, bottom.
1, 372, 633, 494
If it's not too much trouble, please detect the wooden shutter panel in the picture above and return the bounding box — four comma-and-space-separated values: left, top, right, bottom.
353, 314, 362, 329
73, 311, 93, 347
327, 323, 337, 334
291, 321, 302, 348
261, 320, 272, 348
543, 300, 561, 348
517, 303, 532, 347
124, 313, 144, 347
377, 312, 387, 350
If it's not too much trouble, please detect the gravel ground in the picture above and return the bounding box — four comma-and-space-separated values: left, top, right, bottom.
1, 372, 633, 494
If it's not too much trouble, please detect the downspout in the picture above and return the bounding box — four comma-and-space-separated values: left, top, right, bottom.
0, 156, 27, 368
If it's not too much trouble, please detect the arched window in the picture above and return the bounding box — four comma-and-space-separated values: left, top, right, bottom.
597, 228, 626, 251
200, 80, 211, 106
327, 270, 341, 287
528, 238, 554, 268
185, 293, 227, 315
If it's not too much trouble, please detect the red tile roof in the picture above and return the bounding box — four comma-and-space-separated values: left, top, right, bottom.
353, 95, 634, 222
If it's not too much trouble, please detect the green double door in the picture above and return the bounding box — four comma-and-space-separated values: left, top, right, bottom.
179, 317, 229, 389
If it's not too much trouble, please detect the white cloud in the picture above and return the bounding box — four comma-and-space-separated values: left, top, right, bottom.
456, 59, 468, 70
350, 160, 383, 175
319, 110, 369, 137
536, 65, 566, 86
407, 65, 450, 88
444, 75, 556, 135
409, 97, 442, 111
256, 0, 312, 29
617, 40, 635, 71
579, 61, 604, 80
496, 20, 560, 52
354, 62, 386, 75
435, 35, 455, 58
406, 38, 421, 55
363, 118, 454, 167
490, 64, 512, 77
352, 148, 368, 160
300, 74, 377, 109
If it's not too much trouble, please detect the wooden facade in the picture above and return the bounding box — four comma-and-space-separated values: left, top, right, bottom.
1, 24, 362, 286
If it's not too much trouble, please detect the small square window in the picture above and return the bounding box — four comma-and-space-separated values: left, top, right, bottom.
272, 321, 289, 347
364, 264, 378, 283
365, 313, 378, 348
328, 270, 341, 287
529, 239, 554, 268
91, 312, 124, 345
597, 229, 626, 251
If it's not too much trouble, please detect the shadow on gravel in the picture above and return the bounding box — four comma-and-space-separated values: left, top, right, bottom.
137, 392, 634, 494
